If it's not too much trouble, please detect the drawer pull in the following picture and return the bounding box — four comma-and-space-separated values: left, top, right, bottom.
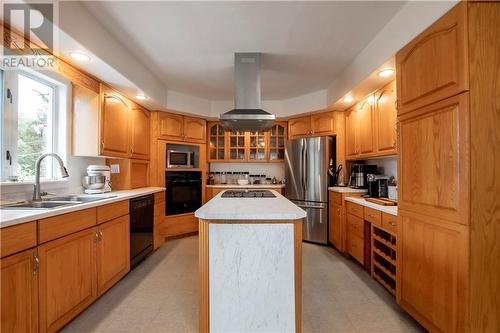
389, 221, 397, 226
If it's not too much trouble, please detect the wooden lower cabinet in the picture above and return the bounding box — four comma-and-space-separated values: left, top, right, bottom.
328, 200, 342, 250
38, 228, 97, 333
398, 210, 469, 333
346, 213, 364, 264
1, 249, 38, 333
96, 215, 130, 295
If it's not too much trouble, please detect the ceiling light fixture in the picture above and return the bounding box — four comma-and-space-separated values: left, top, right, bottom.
135, 94, 147, 100
378, 68, 394, 78
343, 94, 354, 103
69, 51, 90, 62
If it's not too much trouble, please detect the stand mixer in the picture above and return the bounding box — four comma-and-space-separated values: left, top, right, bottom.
82, 165, 112, 194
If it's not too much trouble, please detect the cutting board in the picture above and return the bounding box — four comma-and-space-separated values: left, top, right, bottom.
365, 197, 398, 206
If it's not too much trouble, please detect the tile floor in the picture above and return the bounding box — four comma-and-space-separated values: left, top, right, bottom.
62, 235, 424, 333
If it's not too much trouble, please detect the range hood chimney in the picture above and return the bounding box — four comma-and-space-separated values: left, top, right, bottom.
219, 53, 275, 131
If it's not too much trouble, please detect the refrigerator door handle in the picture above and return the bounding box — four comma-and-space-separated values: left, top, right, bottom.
301, 139, 306, 194
296, 203, 326, 210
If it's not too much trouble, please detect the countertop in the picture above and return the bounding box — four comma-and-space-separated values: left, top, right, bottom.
344, 197, 397, 216
0, 187, 165, 228
195, 190, 306, 221
206, 184, 285, 188
328, 186, 368, 193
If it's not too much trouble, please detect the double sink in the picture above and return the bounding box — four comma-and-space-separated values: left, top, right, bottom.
1, 195, 116, 210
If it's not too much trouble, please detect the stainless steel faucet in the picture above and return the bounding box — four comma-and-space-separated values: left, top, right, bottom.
33, 153, 69, 201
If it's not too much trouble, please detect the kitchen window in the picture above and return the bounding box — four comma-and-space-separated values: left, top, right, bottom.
1, 69, 66, 182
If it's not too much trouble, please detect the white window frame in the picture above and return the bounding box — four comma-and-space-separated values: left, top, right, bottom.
1, 68, 64, 183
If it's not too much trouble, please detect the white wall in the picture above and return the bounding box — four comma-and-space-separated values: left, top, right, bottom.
367, 157, 398, 181
209, 162, 285, 182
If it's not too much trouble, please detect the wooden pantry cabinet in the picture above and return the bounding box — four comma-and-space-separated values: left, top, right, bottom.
72, 84, 150, 160
288, 111, 335, 139
156, 112, 206, 143
396, 3, 500, 332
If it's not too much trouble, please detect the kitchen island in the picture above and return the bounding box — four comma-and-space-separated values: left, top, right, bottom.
195, 190, 306, 333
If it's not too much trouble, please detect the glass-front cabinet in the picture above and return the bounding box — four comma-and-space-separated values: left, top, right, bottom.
206, 122, 287, 162
268, 122, 287, 161
248, 131, 267, 161
208, 122, 226, 161
228, 130, 246, 161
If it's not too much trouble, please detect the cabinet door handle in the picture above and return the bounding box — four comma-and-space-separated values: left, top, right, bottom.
99, 230, 103, 241
95, 231, 100, 243
32, 253, 40, 276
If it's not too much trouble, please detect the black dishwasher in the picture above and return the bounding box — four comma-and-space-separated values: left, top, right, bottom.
130, 194, 154, 268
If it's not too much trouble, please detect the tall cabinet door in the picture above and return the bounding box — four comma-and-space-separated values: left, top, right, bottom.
130, 105, 150, 160
100, 87, 130, 157
345, 108, 358, 157
375, 81, 397, 154
398, 94, 469, 224
183, 117, 206, 143
357, 100, 374, 155
38, 228, 97, 333
1, 249, 38, 333
97, 215, 130, 295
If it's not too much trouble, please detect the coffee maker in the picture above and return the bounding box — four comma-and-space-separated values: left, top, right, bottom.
367, 174, 390, 197
348, 164, 378, 188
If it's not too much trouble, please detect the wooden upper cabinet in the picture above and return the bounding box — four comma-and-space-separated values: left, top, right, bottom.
183, 116, 206, 143
357, 100, 374, 155
96, 215, 130, 295
158, 113, 184, 140
248, 131, 267, 161
268, 122, 287, 162
396, 2, 468, 114
399, 211, 468, 333
228, 130, 246, 161
398, 94, 469, 225
100, 86, 130, 158
288, 116, 311, 139
208, 122, 226, 161
130, 104, 150, 160
157, 112, 206, 143
311, 112, 335, 136
38, 228, 97, 333
345, 107, 358, 158
1, 249, 38, 333
375, 80, 397, 154
73, 84, 151, 159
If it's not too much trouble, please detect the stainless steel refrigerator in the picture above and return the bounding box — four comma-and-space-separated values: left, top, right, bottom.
285, 137, 333, 244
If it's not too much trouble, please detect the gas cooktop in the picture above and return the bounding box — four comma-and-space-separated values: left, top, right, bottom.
221, 190, 276, 198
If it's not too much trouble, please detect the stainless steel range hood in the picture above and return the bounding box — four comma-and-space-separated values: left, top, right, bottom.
220, 53, 275, 131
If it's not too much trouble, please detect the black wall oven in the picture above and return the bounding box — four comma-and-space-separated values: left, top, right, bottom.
165, 171, 202, 215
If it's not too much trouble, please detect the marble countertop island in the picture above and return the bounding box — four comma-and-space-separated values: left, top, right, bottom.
196, 189, 304, 332
195, 189, 306, 220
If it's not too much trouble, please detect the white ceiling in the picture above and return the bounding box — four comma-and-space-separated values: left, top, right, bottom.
82, 1, 406, 101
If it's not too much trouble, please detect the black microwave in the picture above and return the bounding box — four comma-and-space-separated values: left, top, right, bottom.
167, 150, 194, 168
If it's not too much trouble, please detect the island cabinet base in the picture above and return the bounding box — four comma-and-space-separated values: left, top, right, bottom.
199, 219, 302, 333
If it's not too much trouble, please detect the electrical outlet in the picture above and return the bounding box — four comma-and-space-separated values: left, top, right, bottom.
110, 164, 120, 174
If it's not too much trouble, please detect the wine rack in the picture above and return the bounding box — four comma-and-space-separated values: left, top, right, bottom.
371, 225, 397, 295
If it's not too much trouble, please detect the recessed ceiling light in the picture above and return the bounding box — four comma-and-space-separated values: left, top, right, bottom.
136, 94, 147, 100
343, 94, 354, 103
378, 68, 394, 78
69, 51, 90, 62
